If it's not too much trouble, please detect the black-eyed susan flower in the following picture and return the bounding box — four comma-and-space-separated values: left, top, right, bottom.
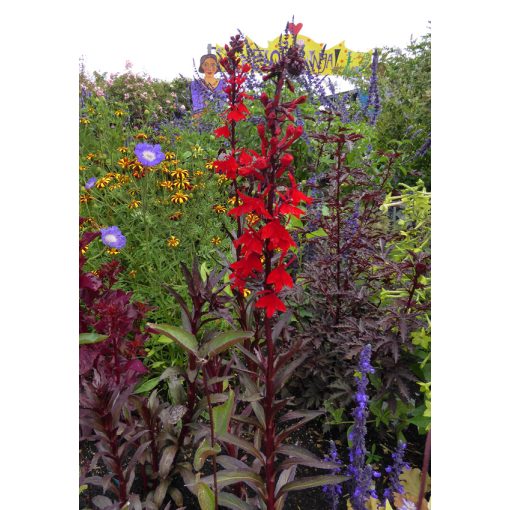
211, 236, 221, 245
128, 199, 142, 209
86, 153, 96, 161
212, 204, 227, 214
117, 146, 128, 153
80, 244, 89, 255
134, 133, 148, 140
118, 157, 131, 169
172, 179, 191, 190
227, 196, 238, 205
170, 192, 189, 204
157, 135, 167, 143
80, 118, 91, 125
95, 176, 112, 189
79, 165, 87, 171
242, 288, 251, 298
175, 135, 182, 141
205, 161, 215, 170
192, 144, 204, 158
159, 180, 174, 189
130, 161, 146, 179
170, 168, 189, 180
165, 151, 176, 161
106, 248, 120, 255
167, 235, 180, 248
194, 170, 204, 177
114, 110, 124, 117
169, 211, 183, 221
217, 174, 229, 184
160, 162, 170, 173
128, 189, 138, 196
129, 270, 137, 278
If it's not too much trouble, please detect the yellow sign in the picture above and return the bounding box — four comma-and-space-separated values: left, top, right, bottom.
216, 33, 372, 76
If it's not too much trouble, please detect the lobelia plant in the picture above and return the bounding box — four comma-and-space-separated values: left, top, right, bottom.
182, 26, 348, 510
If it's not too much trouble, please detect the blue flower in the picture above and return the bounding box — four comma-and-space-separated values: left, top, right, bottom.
100, 226, 126, 249
134, 143, 165, 167
85, 177, 97, 190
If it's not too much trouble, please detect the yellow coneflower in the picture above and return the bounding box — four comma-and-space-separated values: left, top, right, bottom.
172, 179, 192, 190
212, 204, 227, 214
205, 161, 215, 170
86, 153, 96, 161
211, 236, 221, 245
128, 199, 142, 209
242, 288, 251, 298
170, 168, 189, 180
167, 235, 180, 248
165, 151, 176, 161
217, 174, 229, 184
95, 176, 112, 189
159, 180, 174, 189
114, 110, 124, 117
80, 118, 91, 125
128, 270, 137, 278
170, 192, 190, 204
118, 157, 131, 169
79, 165, 87, 171
246, 213, 260, 226
169, 211, 183, 221
106, 248, 120, 255
134, 133, 148, 140
117, 146, 128, 153
194, 170, 204, 177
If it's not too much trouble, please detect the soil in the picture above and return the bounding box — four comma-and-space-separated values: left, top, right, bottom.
80, 420, 427, 510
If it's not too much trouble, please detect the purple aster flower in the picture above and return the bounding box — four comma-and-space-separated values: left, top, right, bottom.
348, 344, 377, 510
134, 143, 165, 167
382, 440, 410, 506
322, 440, 343, 510
100, 226, 126, 249
85, 177, 97, 190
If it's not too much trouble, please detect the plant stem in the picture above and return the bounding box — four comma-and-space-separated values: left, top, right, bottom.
417, 427, 431, 509
202, 363, 219, 510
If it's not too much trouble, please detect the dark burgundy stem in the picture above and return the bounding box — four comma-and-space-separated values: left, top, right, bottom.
417, 428, 431, 509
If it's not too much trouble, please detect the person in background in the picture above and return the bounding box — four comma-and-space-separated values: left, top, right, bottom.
191, 53, 227, 116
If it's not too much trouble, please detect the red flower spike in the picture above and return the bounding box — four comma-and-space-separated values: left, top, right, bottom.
228, 193, 272, 219
214, 125, 231, 138
215, 155, 239, 180
234, 229, 264, 255
267, 265, 294, 292
260, 220, 296, 253
255, 291, 287, 317
239, 149, 253, 165
279, 203, 305, 217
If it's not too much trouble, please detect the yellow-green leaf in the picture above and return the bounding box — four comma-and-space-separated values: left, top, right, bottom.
196, 482, 215, 510
147, 323, 198, 356
212, 390, 235, 437
194, 438, 222, 471
200, 330, 254, 358
79, 333, 108, 345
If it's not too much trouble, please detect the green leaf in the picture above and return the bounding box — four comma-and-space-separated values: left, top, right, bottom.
288, 215, 303, 229
212, 389, 235, 437
218, 492, 256, 510
305, 227, 327, 239
133, 377, 160, 394
217, 432, 265, 463
147, 323, 198, 356
200, 330, 254, 358
201, 470, 265, 491
276, 474, 348, 498
182, 150, 192, 160
79, 333, 108, 345
193, 438, 222, 471
196, 482, 215, 510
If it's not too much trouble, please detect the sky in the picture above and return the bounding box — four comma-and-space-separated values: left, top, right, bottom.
79, 0, 431, 87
